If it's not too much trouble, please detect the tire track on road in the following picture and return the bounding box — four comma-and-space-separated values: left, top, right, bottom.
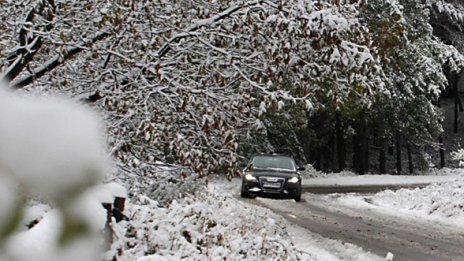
244, 195, 464, 261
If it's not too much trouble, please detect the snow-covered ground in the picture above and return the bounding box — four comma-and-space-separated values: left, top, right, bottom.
1, 88, 462, 261
302, 167, 461, 187
5, 156, 464, 261
303, 173, 456, 187
331, 169, 464, 229
310, 169, 464, 232
207, 168, 464, 260
209, 178, 385, 261
7, 168, 464, 261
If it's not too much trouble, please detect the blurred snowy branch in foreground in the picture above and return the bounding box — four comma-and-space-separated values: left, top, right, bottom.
0, 82, 110, 261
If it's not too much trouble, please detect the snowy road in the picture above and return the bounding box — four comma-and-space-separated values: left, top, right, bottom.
245, 193, 464, 260
302, 183, 431, 194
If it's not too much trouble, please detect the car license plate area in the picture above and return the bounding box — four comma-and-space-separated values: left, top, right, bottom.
263, 182, 281, 189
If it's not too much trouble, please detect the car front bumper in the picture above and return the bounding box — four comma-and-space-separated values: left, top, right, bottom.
242, 179, 301, 198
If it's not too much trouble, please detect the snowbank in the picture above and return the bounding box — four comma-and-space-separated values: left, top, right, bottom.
336, 169, 464, 227
111, 189, 304, 260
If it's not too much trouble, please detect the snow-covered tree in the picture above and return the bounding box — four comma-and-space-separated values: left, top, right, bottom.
2, 0, 463, 177
256, 0, 464, 173
361, 0, 464, 173
0, 0, 385, 178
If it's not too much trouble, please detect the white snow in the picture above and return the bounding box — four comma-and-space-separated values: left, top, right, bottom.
68, 192, 108, 231
202, 168, 464, 260
90, 182, 127, 204
19, 204, 51, 231
4, 157, 464, 261
117, 188, 305, 260
0, 88, 108, 200
334, 169, 464, 228
3, 210, 63, 261
1, 79, 464, 260
207, 177, 384, 261
304, 173, 456, 187
3, 209, 105, 261
286, 224, 383, 261
0, 84, 109, 261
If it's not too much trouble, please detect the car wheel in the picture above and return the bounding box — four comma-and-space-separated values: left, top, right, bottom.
294, 194, 301, 202
241, 190, 251, 198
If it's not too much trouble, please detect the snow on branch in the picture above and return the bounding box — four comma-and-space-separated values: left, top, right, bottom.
156, 0, 265, 58
9, 31, 110, 89
0, 82, 111, 260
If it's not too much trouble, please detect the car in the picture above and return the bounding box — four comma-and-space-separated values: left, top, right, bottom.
240, 154, 305, 202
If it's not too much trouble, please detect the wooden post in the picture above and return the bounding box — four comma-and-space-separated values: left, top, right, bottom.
102, 203, 113, 224
114, 197, 125, 211
113, 197, 127, 222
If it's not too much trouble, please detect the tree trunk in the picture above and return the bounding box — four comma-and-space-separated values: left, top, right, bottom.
437, 99, 445, 168
455, 94, 459, 133
359, 114, 368, 174
310, 147, 322, 170
396, 132, 402, 175
364, 131, 369, 174
352, 135, 358, 172
374, 132, 387, 173
439, 134, 445, 168
454, 72, 464, 133
335, 114, 346, 172
407, 143, 413, 174
322, 135, 334, 172
388, 146, 394, 156
379, 144, 386, 174
353, 114, 367, 174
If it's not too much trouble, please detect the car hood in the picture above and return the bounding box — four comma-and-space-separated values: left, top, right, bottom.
247, 169, 299, 178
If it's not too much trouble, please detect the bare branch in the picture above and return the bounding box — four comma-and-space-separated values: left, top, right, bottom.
11, 31, 110, 89
156, 1, 265, 58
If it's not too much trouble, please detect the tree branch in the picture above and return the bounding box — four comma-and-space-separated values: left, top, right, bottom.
3, 0, 56, 82
3, 37, 43, 82
10, 32, 110, 89
156, 1, 265, 59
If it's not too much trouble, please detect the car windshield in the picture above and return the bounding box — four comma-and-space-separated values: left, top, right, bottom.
250, 156, 296, 171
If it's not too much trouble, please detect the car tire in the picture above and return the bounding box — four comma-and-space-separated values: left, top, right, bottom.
241, 190, 251, 198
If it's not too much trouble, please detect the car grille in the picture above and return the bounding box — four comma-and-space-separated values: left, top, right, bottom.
259, 176, 285, 190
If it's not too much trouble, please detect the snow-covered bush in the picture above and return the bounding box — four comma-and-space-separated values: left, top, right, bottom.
0, 84, 110, 261
117, 162, 205, 207
451, 147, 464, 167
109, 189, 303, 260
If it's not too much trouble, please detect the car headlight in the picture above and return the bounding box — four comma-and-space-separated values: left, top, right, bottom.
244, 174, 257, 181
288, 177, 299, 183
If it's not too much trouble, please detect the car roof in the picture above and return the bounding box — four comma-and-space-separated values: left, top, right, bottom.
251, 154, 293, 159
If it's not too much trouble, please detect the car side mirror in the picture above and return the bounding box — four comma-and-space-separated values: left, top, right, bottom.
297, 166, 306, 171
246, 163, 254, 170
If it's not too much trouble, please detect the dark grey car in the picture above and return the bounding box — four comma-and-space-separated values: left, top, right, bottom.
240, 154, 304, 202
